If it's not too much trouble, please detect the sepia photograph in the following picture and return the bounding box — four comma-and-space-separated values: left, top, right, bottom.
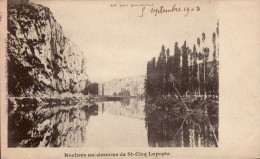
6, 0, 219, 148
1, 0, 260, 158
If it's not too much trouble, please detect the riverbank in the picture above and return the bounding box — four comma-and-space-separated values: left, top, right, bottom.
8, 92, 92, 112
7, 94, 143, 114
8, 93, 218, 118
93, 95, 143, 102
145, 96, 218, 116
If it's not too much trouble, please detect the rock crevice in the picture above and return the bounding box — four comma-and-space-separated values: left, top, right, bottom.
8, 3, 88, 97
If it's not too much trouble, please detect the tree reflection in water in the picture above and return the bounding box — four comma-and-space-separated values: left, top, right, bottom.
145, 103, 218, 147
8, 98, 218, 147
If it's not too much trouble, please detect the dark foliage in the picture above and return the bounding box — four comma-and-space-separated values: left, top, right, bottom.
83, 82, 98, 95
145, 24, 219, 99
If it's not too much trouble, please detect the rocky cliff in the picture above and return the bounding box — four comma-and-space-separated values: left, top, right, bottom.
98, 75, 145, 96
7, 2, 88, 97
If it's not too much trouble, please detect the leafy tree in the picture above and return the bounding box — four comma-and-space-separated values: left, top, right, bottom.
172, 42, 181, 93
156, 45, 167, 95
209, 32, 219, 97
83, 81, 98, 95
145, 57, 159, 97
166, 54, 174, 95
202, 47, 210, 97
166, 48, 170, 62
181, 41, 189, 95
118, 88, 130, 96
89, 83, 99, 95
190, 44, 198, 93
196, 38, 201, 96
145, 22, 219, 100
201, 32, 207, 99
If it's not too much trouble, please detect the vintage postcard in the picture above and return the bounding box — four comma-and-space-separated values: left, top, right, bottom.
0, 0, 259, 158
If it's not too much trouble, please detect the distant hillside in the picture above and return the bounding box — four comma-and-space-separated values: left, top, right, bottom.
98, 75, 145, 96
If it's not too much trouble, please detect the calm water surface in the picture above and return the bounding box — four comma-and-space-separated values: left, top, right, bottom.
8, 98, 218, 147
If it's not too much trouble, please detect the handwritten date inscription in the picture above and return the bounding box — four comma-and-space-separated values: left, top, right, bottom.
144, 5, 200, 17
110, 4, 200, 17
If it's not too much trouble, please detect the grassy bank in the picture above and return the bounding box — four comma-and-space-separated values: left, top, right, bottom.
145, 96, 218, 116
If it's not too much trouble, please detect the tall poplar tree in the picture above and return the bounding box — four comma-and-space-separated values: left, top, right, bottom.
145, 57, 158, 97
156, 45, 167, 95
181, 41, 189, 95
172, 42, 181, 94
196, 38, 201, 96
202, 32, 207, 99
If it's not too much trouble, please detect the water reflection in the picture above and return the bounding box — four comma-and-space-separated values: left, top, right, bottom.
83, 98, 147, 147
8, 97, 218, 147
8, 98, 146, 147
8, 103, 94, 147
145, 106, 218, 147
100, 98, 145, 120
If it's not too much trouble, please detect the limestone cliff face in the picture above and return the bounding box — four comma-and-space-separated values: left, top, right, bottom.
98, 75, 145, 96
8, 3, 88, 96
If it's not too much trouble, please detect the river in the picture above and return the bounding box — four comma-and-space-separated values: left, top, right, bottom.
8, 98, 218, 147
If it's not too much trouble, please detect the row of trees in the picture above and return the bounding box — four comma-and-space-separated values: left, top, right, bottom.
145, 22, 219, 99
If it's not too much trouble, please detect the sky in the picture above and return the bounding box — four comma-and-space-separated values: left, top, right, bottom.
31, 0, 218, 83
